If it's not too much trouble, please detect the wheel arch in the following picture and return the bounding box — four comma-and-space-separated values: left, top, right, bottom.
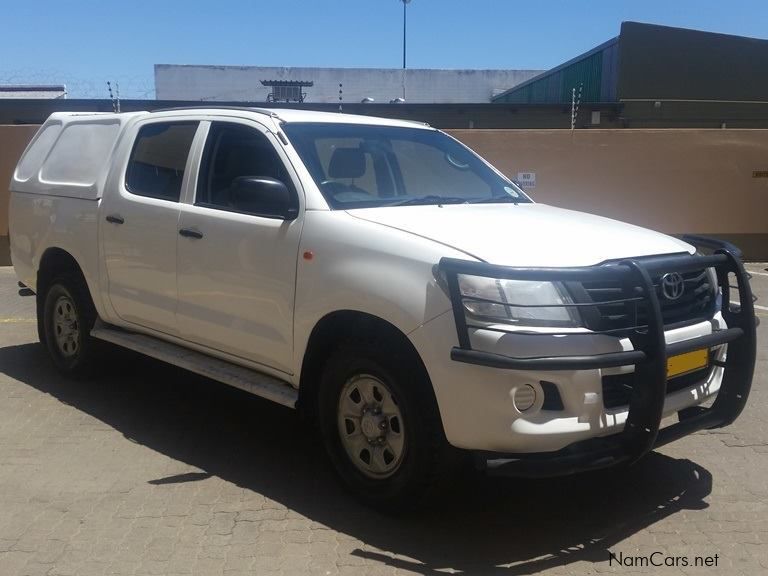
37, 248, 90, 295
36, 248, 97, 340
298, 310, 442, 430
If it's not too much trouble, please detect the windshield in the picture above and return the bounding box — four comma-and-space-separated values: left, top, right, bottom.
281, 123, 532, 209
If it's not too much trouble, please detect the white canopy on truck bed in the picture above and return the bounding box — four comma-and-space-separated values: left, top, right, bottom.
11, 112, 144, 200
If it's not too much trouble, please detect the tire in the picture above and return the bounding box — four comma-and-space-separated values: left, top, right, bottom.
41, 273, 98, 377
318, 339, 446, 510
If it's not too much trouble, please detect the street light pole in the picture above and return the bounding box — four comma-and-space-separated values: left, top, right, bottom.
402, 0, 411, 69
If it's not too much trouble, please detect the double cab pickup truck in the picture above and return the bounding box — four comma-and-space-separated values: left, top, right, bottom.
9, 108, 757, 507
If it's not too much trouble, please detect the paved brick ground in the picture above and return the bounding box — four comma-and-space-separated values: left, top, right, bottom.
0, 265, 766, 576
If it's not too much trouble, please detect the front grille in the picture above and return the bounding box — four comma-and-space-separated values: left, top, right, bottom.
579, 268, 715, 333
602, 361, 714, 409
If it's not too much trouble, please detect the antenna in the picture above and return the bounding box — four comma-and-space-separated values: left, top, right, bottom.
401, 0, 412, 69
338, 83, 343, 113
115, 81, 121, 113
400, 0, 412, 99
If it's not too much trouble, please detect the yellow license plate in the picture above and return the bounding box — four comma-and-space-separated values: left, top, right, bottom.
667, 349, 709, 379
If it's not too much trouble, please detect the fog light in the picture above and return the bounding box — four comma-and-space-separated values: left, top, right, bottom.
513, 384, 537, 412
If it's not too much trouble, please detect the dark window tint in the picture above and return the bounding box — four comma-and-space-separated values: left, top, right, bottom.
196, 122, 292, 210
126, 122, 198, 201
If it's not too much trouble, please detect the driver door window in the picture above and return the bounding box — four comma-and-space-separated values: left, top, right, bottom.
196, 122, 293, 212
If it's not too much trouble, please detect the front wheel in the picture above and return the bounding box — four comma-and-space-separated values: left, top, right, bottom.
318, 341, 446, 509
337, 373, 407, 479
42, 274, 98, 377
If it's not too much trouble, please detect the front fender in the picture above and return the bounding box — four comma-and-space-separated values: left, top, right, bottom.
292, 210, 465, 378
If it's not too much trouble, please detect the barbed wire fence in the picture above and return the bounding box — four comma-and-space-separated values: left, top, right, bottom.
0, 68, 155, 99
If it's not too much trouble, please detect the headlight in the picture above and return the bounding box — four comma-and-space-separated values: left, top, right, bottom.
457, 274, 582, 327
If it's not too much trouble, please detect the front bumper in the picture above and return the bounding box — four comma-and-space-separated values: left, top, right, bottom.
435, 235, 757, 476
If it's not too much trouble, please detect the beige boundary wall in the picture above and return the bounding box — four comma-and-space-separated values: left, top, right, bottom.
1, 126, 767, 266
448, 129, 768, 260
1, 125, 39, 265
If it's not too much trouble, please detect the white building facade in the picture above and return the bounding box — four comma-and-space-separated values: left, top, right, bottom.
0, 85, 67, 99
154, 65, 543, 104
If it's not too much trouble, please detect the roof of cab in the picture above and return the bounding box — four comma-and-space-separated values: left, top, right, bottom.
149, 106, 432, 129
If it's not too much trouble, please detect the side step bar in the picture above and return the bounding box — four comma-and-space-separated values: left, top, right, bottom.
90, 320, 298, 409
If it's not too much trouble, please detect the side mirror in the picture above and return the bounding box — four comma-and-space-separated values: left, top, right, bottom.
229, 176, 298, 220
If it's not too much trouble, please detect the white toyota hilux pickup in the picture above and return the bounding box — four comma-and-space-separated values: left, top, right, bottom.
9, 107, 756, 507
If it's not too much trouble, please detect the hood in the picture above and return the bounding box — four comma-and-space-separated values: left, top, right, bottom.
347, 203, 694, 267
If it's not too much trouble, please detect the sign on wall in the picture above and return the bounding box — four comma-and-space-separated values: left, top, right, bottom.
516, 172, 536, 189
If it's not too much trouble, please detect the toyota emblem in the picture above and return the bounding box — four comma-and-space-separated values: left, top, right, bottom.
661, 272, 685, 301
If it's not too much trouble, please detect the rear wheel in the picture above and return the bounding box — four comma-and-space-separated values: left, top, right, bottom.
318, 340, 446, 509
42, 274, 98, 377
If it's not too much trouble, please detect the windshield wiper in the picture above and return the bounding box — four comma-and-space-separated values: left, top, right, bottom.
391, 195, 469, 207
467, 195, 520, 204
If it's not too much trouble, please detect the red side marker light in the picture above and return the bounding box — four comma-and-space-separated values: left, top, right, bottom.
303, 251, 314, 261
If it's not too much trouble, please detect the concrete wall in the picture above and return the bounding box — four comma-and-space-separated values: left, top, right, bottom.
1, 126, 767, 265
154, 65, 543, 104
448, 129, 768, 259
0, 99, 623, 129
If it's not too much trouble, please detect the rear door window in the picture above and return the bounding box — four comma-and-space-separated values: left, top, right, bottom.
126, 122, 198, 201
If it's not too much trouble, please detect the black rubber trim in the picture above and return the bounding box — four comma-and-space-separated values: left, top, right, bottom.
681, 234, 743, 259
451, 327, 743, 372
451, 348, 646, 370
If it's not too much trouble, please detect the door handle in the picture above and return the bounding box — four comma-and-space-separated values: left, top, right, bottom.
179, 228, 204, 239
105, 214, 124, 225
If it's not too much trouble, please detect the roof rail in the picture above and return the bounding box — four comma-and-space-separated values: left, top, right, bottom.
149, 105, 282, 121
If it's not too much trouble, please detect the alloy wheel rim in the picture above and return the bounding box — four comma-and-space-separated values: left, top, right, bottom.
337, 374, 406, 478
53, 295, 80, 358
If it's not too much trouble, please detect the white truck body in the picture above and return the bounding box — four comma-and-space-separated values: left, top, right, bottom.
9, 108, 756, 502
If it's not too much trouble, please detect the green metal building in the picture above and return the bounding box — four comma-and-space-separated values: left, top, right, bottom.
493, 37, 619, 105
493, 21, 768, 128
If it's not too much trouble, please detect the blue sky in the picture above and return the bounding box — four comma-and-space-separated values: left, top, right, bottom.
3, 0, 768, 98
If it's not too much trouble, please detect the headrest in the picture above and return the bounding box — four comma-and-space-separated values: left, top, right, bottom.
328, 147, 365, 179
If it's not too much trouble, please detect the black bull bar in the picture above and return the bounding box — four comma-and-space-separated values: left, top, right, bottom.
438, 235, 757, 476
